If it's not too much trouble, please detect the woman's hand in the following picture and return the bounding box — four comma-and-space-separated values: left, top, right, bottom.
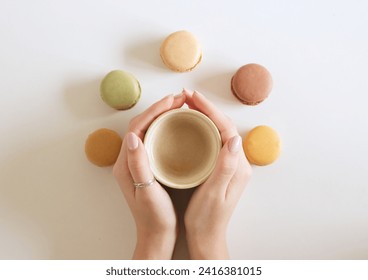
183, 89, 252, 259
113, 93, 186, 259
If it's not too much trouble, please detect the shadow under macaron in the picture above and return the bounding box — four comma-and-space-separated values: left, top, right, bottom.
124, 37, 170, 72
194, 71, 240, 105
63, 77, 117, 120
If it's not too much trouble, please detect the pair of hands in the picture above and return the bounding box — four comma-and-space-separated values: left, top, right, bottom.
113, 89, 252, 259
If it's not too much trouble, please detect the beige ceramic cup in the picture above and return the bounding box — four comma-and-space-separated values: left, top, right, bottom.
144, 108, 221, 189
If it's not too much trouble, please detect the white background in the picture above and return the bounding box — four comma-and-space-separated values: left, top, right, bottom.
0, 0, 367, 259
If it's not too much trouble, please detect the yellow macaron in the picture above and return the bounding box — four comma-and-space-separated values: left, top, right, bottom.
160, 30, 202, 72
243, 125, 281, 166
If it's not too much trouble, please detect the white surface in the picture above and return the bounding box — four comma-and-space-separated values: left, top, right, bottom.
1, 0, 367, 259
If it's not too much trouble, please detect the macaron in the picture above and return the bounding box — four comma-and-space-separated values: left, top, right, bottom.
160, 30, 202, 72
85, 128, 122, 167
100, 70, 141, 110
243, 125, 281, 166
231, 63, 273, 105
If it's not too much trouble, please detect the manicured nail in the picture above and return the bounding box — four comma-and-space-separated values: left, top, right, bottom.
182, 88, 193, 98
193, 90, 203, 96
161, 94, 173, 100
127, 132, 139, 151
174, 92, 183, 98
228, 135, 241, 153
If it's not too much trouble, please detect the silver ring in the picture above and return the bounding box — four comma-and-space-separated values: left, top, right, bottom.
133, 178, 156, 188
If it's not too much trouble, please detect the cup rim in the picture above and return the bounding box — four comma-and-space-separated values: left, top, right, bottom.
144, 108, 221, 189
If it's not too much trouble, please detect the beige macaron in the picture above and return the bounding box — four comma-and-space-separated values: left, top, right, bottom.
160, 30, 202, 72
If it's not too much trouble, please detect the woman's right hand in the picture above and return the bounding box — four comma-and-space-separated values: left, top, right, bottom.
113, 93, 186, 259
183, 89, 252, 259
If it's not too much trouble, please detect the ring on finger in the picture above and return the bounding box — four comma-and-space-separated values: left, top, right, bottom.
133, 178, 156, 188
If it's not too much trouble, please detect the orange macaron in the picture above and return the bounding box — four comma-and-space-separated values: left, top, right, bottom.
85, 128, 122, 167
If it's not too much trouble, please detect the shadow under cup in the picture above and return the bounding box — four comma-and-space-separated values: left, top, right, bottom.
144, 109, 222, 189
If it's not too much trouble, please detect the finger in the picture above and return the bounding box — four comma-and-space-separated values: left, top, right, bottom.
186, 90, 238, 143
129, 93, 186, 140
226, 152, 252, 202
172, 91, 187, 108
113, 139, 135, 200
203, 135, 242, 197
182, 88, 198, 110
126, 132, 158, 196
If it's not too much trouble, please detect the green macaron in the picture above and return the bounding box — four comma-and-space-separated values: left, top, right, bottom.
100, 70, 141, 110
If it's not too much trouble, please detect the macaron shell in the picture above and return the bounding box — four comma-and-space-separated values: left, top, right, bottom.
100, 70, 141, 110
160, 30, 202, 72
243, 125, 281, 166
231, 63, 273, 105
85, 128, 122, 167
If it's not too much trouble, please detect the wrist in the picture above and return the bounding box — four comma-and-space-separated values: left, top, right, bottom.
186, 229, 229, 260
133, 229, 177, 260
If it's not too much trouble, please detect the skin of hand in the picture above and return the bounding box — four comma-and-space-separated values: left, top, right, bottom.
183, 89, 253, 260
113, 93, 186, 260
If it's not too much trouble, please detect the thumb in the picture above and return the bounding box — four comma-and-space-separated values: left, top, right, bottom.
205, 135, 242, 194
126, 132, 155, 191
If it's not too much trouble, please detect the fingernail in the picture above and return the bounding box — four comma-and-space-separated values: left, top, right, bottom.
127, 132, 139, 151
174, 92, 183, 98
228, 135, 242, 153
161, 94, 173, 100
182, 88, 193, 98
193, 90, 203, 96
